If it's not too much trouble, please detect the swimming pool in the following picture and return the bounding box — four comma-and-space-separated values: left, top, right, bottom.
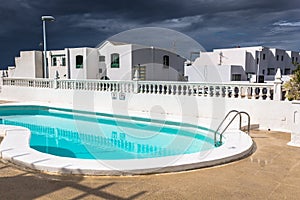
0, 105, 214, 159
0, 104, 253, 175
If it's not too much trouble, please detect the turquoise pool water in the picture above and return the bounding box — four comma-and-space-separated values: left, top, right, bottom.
0, 106, 215, 160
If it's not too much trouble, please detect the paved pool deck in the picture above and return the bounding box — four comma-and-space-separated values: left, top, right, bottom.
1, 130, 300, 199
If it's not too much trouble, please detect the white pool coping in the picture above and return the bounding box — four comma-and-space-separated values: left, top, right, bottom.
0, 103, 254, 175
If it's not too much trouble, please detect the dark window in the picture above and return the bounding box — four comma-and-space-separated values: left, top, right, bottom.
231, 74, 241, 81
163, 55, 169, 68
262, 69, 265, 75
284, 68, 291, 75
256, 58, 259, 64
76, 55, 83, 68
62, 57, 66, 66
52, 57, 57, 66
267, 68, 275, 75
281, 55, 284, 61
296, 57, 298, 62
262, 53, 266, 60
276, 55, 279, 61
99, 56, 105, 62
111, 53, 120, 68
292, 57, 295, 63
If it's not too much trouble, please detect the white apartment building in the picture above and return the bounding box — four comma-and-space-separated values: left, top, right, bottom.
9, 41, 186, 81
185, 46, 300, 82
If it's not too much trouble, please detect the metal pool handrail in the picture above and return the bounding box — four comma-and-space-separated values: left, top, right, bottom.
214, 110, 250, 147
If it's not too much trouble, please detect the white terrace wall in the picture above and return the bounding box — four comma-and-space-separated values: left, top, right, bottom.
0, 77, 299, 135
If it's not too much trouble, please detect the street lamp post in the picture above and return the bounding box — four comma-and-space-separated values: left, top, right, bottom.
41, 15, 55, 78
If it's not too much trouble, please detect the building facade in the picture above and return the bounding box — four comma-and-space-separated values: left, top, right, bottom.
185, 46, 300, 82
9, 41, 186, 81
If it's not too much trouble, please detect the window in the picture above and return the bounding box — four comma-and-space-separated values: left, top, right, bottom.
262, 69, 265, 75
256, 58, 259, 64
267, 68, 275, 75
163, 55, 169, 68
62, 57, 66, 66
296, 57, 298, 62
284, 68, 291, 75
262, 53, 266, 60
76, 55, 83, 68
281, 55, 284, 61
52, 57, 57, 66
99, 56, 105, 62
111, 53, 120, 68
231, 74, 241, 81
292, 57, 295, 63
276, 55, 279, 61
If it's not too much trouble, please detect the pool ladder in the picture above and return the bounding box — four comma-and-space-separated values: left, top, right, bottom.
214, 110, 250, 147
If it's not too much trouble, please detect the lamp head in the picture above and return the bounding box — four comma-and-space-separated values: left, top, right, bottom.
41, 16, 55, 21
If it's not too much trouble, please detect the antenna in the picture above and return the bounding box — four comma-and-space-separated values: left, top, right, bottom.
172, 41, 176, 53
219, 52, 228, 65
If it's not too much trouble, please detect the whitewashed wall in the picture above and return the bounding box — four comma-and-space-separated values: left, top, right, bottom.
0, 82, 296, 133
185, 64, 232, 82
99, 42, 132, 80
47, 49, 68, 79
13, 51, 43, 78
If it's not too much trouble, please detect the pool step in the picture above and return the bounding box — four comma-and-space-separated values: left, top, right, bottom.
241, 124, 259, 132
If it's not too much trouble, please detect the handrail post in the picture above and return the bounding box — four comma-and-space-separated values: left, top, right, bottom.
214, 110, 251, 147
214, 110, 239, 147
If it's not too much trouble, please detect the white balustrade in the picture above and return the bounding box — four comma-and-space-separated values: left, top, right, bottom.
138, 81, 275, 100
2, 78, 277, 100
2, 78, 53, 88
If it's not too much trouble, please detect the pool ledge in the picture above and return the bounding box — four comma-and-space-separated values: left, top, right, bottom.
0, 125, 253, 175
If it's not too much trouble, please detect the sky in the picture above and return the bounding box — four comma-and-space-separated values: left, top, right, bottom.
0, 0, 299, 69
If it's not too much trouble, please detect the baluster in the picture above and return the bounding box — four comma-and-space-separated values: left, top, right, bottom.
193, 85, 196, 96
181, 85, 184, 95
231, 87, 235, 98
127, 83, 130, 93
210, 86, 214, 97
177, 85, 181, 95
172, 85, 176, 95
117, 83, 124, 92
259, 87, 263, 99
146, 84, 149, 94
119, 83, 122, 93
247, 87, 252, 99
167, 85, 170, 95
266, 87, 271, 100
170, 85, 173, 95
223, 86, 227, 98
131, 83, 134, 93
201, 85, 204, 97
149, 84, 152, 94
239, 87, 243, 98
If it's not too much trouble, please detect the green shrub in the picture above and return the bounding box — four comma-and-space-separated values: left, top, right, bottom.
284, 64, 300, 100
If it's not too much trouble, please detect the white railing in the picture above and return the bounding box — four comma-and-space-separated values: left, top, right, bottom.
1, 78, 281, 100
56, 79, 135, 93
138, 81, 274, 100
2, 78, 54, 88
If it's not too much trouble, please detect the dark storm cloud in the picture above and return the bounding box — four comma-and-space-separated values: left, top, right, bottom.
0, 0, 299, 68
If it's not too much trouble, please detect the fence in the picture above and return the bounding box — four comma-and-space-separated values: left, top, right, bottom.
1, 78, 283, 101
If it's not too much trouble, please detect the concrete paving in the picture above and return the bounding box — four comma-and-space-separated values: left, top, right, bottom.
1, 130, 300, 199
